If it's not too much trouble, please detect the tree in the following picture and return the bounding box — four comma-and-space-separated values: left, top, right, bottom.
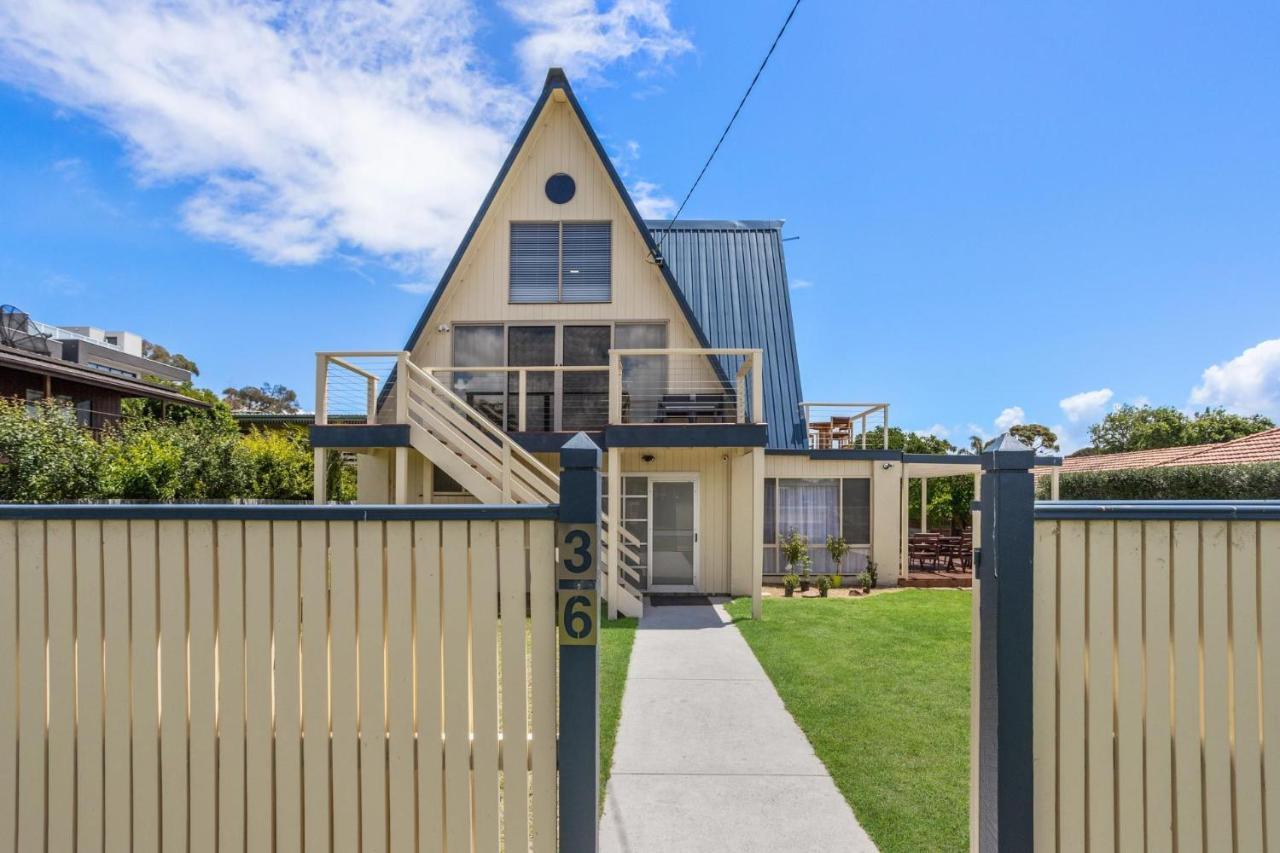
969, 435, 985, 454
1183, 407, 1274, 445
1087, 404, 1274, 453
850, 425, 956, 454
0, 398, 103, 501
223, 383, 301, 413
1008, 423, 1060, 453
142, 340, 200, 376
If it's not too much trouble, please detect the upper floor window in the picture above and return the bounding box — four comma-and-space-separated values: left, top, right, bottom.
510, 222, 611, 304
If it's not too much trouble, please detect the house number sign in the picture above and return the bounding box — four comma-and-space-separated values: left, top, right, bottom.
557, 522, 598, 646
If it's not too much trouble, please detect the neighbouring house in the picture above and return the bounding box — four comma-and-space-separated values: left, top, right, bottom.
0, 305, 207, 431
1038, 427, 1280, 475
310, 69, 1025, 616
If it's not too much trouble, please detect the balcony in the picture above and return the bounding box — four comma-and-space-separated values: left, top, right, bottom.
801, 402, 891, 450
314, 348, 767, 451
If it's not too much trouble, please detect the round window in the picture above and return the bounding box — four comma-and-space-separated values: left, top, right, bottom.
545, 173, 576, 204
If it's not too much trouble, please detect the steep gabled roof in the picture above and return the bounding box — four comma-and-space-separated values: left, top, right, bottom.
402, 68, 714, 355
646, 220, 807, 449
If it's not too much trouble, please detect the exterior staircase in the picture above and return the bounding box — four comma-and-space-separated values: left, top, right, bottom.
396, 361, 645, 617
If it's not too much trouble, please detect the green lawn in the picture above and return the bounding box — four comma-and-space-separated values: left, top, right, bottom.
725, 590, 971, 853
598, 616, 638, 803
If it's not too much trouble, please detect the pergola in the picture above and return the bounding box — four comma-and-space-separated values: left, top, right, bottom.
897, 454, 1062, 580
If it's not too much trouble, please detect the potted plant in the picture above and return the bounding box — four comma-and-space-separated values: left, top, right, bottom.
799, 554, 813, 592
782, 573, 799, 597
816, 574, 831, 597
826, 534, 849, 574
829, 573, 843, 592
864, 559, 878, 589
780, 531, 810, 590
857, 570, 874, 595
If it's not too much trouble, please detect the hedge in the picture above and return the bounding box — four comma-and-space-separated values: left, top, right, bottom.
1038, 462, 1280, 501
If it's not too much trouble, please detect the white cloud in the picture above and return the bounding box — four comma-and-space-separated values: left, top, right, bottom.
504, 0, 691, 85
994, 406, 1025, 432
396, 282, 437, 295
1059, 388, 1113, 423
917, 423, 950, 439
629, 180, 675, 218
790, 278, 814, 290
0, 0, 684, 273
1190, 338, 1280, 419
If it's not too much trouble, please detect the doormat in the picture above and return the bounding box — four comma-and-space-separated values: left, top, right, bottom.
648, 595, 712, 607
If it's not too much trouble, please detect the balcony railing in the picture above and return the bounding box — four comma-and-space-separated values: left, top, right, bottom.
315, 348, 765, 433
801, 401, 891, 450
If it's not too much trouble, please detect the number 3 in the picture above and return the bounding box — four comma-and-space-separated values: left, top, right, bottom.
562, 528, 593, 575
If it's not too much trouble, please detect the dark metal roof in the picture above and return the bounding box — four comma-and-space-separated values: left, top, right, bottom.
645, 220, 807, 449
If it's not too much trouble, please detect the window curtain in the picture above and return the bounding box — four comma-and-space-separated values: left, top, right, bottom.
777, 478, 840, 545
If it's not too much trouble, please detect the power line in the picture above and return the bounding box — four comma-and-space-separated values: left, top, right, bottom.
651, 0, 803, 258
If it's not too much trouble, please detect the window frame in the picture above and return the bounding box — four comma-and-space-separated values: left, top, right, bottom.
508, 220, 613, 305
762, 475, 874, 575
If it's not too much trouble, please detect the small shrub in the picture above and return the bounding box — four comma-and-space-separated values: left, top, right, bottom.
816, 574, 831, 596
782, 573, 800, 597
855, 571, 874, 593
829, 573, 843, 589
825, 534, 849, 572
865, 559, 878, 588
780, 530, 809, 571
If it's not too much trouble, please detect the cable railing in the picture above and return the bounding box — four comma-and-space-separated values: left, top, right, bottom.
800, 402, 891, 450
610, 348, 763, 426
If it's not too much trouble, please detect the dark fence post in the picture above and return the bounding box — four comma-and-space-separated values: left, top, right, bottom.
558, 433, 602, 852
977, 433, 1036, 851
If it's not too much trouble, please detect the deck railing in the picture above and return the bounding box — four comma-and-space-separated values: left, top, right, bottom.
800, 401, 891, 450
316, 348, 765, 432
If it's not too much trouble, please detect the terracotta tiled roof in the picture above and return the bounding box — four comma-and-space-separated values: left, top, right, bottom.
1049, 428, 1280, 474
1169, 427, 1280, 467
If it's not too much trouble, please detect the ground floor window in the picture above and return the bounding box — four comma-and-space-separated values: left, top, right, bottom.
763, 477, 871, 574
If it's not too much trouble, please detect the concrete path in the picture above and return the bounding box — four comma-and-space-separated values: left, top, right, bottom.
600, 600, 877, 853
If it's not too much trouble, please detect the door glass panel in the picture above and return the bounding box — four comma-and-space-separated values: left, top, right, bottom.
615, 323, 668, 423
562, 326, 610, 431
507, 326, 555, 431
453, 325, 504, 428
651, 480, 695, 587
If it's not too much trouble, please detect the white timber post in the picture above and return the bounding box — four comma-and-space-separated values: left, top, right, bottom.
518, 369, 528, 432
899, 473, 910, 581
1051, 466, 1061, 500
608, 351, 622, 423
395, 351, 409, 424
501, 443, 512, 502
921, 477, 929, 533
314, 354, 328, 505
751, 447, 764, 619
394, 447, 408, 504
750, 350, 764, 425
365, 376, 376, 424
607, 447, 621, 619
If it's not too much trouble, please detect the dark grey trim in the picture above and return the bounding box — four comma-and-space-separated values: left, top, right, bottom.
606, 423, 767, 447
902, 453, 986, 466
1035, 500, 1280, 520
309, 424, 411, 448
512, 431, 605, 454
0, 504, 559, 521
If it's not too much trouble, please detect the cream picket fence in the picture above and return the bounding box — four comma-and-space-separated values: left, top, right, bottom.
970, 439, 1280, 853
1030, 514, 1280, 853
0, 507, 563, 853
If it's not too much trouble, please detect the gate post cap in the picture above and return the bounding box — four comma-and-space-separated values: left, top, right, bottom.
560, 432, 602, 470
981, 433, 1037, 471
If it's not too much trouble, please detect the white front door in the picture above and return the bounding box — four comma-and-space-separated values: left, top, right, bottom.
648, 476, 698, 591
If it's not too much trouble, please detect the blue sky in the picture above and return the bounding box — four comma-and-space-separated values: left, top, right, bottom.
2, 0, 1278, 452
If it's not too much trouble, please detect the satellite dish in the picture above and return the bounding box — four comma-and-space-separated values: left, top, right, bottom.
0, 305, 54, 356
